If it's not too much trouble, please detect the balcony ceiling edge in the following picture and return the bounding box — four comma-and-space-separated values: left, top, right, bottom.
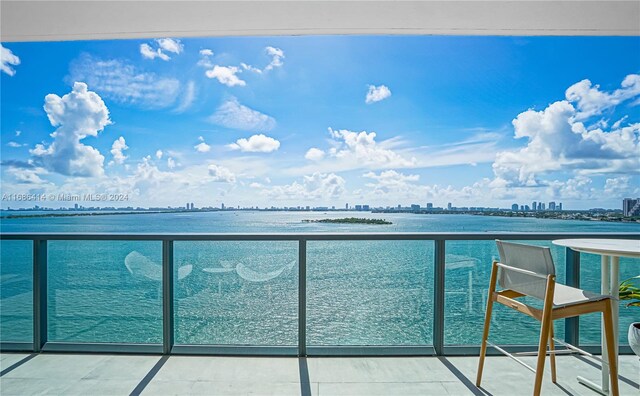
1, 0, 639, 43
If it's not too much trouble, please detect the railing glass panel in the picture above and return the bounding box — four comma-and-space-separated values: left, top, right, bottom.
307, 241, 433, 346
173, 241, 298, 345
0, 240, 33, 342
444, 240, 565, 345
47, 241, 163, 343
580, 256, 639, 345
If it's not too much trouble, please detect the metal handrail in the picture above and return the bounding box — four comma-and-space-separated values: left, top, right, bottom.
0, 231, 638, 356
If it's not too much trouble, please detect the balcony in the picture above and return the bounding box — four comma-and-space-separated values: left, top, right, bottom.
1, 232, 639, 395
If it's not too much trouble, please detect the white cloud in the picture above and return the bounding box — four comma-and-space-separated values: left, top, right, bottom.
140, 43, 170, 61
305, 148, 325, 161
167, 157, 176, 169
262, 172, 345, 200
156, 38, 183, 54
194, 136, 211, 153
15, 130, 22, 137
264, 46, 284, 71
365, 85, 392, 104
6, 166, 49, 185
329, 128, 416, 167
140, 38, 183, 61
565, 74, 640, 120
208, 164, 236, 183
7, 142, 24, 148
1, 44, 20, 76
603, 176, 636, 196
209, 98, 276, 131
155, 150, 163, 159
197, 50, 214, 68
199, 49, 214, 56
241, 62, 263, 74
110, 136, 129, 165
492, 76, 640, 188
228, 134, 280, 153
205, 65, 246, 87
174, 80, 196, 112
69, 54, 180, 108
30, 82, 110, 177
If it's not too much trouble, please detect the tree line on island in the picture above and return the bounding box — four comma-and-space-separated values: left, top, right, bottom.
302, 217, 392, 225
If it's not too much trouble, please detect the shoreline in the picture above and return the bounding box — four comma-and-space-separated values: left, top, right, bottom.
0, 208, 637, 223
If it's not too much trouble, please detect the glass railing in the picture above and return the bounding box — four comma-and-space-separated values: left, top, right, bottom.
0, 232, 637, 356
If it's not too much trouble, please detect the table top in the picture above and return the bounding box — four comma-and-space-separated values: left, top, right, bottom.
553, 238, 640, 259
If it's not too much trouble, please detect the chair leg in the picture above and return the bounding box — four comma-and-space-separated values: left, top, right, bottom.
549, 321, 556, 384
534, 275, 555, 396
603, 301, 620, 396
476, 262, 499, 387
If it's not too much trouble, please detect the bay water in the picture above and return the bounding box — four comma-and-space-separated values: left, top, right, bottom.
1, 211, 638, 347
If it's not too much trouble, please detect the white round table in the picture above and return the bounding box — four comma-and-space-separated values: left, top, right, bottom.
552, 238, 640, 395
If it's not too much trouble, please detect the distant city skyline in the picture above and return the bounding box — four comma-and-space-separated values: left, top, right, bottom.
1, 36, 639, 210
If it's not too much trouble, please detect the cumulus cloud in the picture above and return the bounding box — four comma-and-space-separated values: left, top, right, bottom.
262, 172, 345, 200
365, 85, 392, 104
7, 141, 24, 148
241, 46, 285, 74
140, 38, 183, 61
156, 38, 183, 54
197, 49, 214, 68
209, 98, 276, 131
208, 164, 236, 183
492, 74, 640, 188
228, 134, 280, 153
199, 49, 213, 56
205, 65, 246, 87
110, 136, 129, 165
167, 157, 176, 169
565, 74, 640, 120
328, 128, 416, 168
68, 54, 180, 108
140, 43, 170, 61
6, 166, 49, 185
155, 150, 163, 159
1, 44, 20, 76
264, 46, 285, 71
305, 148, 325, 161
30, 82, 110, 177
194, 136, 211, 153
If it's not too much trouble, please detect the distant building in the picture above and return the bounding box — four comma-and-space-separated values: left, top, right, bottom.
186, 202, 189, 210
221, 203, 225, 210
549, 201, 556, 211
397, 204, 402, 209
623, 198, 640, 217
345, 203, 349, 210
355, 205, 362, 211
532, 201, 537, 211
558, 203, 562, 211
524, 205, 530, 211
447, 202, 452, 210
411, 204, 420, 211
363, 205, 370, 211
520, 205, 525, 211
426, 203, 433, 210
511, 203, 519, 211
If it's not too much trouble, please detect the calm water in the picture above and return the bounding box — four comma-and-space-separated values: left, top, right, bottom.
1, 211, 638, 347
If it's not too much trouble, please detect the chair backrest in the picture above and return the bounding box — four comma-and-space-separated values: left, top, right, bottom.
495, 240, 555, 300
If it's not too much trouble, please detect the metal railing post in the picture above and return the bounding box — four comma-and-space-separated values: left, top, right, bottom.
298, 239, 307, 356
434, 239, 446, 355
162, 239, 174, 354
564, 247, 580, 346
33, 238, 47, 352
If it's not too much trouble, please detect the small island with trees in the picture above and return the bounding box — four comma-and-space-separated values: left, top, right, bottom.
303, 217, 392, 225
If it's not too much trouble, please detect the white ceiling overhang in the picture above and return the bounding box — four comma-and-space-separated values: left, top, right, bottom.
1, 0, 639, 42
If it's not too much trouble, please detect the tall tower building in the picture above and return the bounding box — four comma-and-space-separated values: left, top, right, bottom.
623, 198, 640, 217
532, 201, 537, 211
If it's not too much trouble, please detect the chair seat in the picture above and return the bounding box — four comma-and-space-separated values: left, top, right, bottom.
553, 284, 610, 308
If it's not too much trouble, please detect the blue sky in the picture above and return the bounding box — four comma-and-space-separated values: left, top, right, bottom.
1, 36, 639, 209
